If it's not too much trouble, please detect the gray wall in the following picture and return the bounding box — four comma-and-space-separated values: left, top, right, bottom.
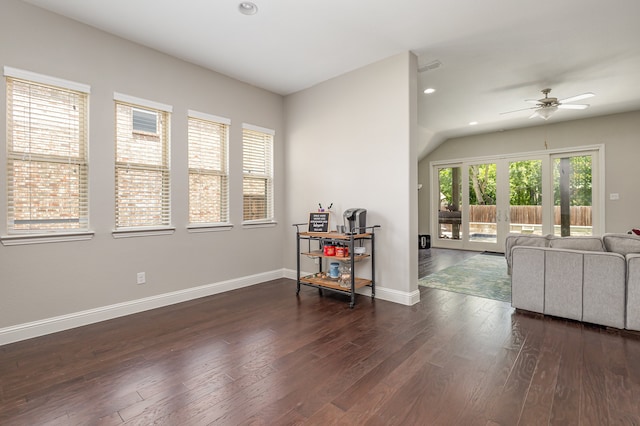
284, 52, 419, 305
418, 110, 640, 235
0, 0, 285, 330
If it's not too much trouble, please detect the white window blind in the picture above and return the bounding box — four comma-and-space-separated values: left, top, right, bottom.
6, 74, 89, 233
115, 97, 171, 229
242, 124, 274, 222
188, 112, 229, 225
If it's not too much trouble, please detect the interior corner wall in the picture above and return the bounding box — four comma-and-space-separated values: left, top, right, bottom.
283, 52, 419, 305
418, 110, 640, 235
0, 0, 285, 337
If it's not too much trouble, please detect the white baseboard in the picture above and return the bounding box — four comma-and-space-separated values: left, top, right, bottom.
282, 268, 420, 306
1, 269, 420, 346
370, 286, 421, 306
0, 269, 285, 346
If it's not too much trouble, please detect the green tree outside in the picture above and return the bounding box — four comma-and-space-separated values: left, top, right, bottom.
438, 157, 591, 208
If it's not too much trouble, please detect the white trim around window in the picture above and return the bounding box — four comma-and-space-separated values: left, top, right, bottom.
113, 92, 172, 113
187, 110, 231, 125
241, 123, 275, 226
4, 67, 92, 244
242, 122, 275, 135
113, 94, 172, 233
4, 66, 91, 93
187, 110, 231, 228
112, 227, 176, 239
1, 231, 95, 246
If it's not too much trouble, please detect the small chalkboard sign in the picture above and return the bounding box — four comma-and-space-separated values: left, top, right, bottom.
308, 212, 330, 233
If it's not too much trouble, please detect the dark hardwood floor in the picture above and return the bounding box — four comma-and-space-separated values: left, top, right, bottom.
2, 249, 640, 425
418, 247, 479, 278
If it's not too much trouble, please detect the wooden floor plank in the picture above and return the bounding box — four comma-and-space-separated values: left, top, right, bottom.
580, 327, 612, 425
518, 321, 565, 425
2, 249, 640, 425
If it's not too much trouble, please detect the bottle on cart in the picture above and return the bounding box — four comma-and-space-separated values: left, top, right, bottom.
339, 265, 351, 288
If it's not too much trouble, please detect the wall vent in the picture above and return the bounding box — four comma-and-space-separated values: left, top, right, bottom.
418, 59, 443, 73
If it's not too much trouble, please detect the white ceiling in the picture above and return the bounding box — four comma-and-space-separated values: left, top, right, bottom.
22, 0, 640, 158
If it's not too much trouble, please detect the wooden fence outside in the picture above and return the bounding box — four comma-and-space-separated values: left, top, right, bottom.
469, 205, 592, 226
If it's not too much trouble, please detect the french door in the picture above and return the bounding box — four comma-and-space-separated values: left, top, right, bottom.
431, 147, 601, 252
434, 161, 505, 252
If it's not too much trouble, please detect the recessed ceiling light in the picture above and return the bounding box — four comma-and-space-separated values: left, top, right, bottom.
469, 121, 478, 126
238, 2, 258, 15
423, 88, 436, 94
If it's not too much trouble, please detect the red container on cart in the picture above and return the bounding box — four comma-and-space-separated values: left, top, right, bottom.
323, 245, 336, 256
335, 246, 349, 257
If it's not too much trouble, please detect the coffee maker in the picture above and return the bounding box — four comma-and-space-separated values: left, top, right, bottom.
343, 208, 367, 234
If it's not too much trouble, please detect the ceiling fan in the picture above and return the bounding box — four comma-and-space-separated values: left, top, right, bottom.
501, 88, 595, 120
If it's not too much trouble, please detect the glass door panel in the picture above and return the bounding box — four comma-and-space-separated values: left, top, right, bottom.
509, 159, 543, 235
430, 148, 601, 252
437, 166, 462, 241
468, 163, 497, 244
553, 154, 593, 236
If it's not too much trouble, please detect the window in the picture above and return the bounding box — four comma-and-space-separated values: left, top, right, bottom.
188, 111, 229, 226
5, 67, 89, 233
242, 124, 274, 223
114, 93, 171, 230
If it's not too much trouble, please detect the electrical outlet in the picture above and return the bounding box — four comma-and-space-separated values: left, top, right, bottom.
314, 258, 319, 264
137, 272, 146, 285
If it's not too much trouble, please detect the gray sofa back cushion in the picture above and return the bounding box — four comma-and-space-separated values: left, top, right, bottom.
512, 234, 553, 247
602, 233, 640, 256
549, 236, 605, 252
505, 233, 555, 274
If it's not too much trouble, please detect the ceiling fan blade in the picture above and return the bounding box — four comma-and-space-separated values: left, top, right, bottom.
558, 104, 590, 110
524, 99, 540, 104
500, 106, 537, 115
559, 92, 595, 104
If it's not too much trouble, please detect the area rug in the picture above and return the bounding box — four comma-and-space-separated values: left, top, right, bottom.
418, 254, 511, 302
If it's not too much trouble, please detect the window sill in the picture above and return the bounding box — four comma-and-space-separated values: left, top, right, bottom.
112, 227, 176, 239
1, 231, 95, 246
242, 220, 278, 229
187, 223, 234, 233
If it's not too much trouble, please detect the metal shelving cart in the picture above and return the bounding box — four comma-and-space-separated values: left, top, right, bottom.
293, 224, 379, 308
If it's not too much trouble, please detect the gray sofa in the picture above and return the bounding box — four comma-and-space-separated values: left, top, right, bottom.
506, 232, 640, 330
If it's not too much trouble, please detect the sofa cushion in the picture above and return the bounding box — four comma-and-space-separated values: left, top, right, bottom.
544, 249, 583, 321
505, 233, 554, 274
602, 233, 640, 256
511, 246, 545, 313
549, 236, 605, 252
582, 252, 626, 328
513, 233, 553, 247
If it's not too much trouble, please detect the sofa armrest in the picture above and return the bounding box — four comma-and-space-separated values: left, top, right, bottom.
626, 254, 640, 331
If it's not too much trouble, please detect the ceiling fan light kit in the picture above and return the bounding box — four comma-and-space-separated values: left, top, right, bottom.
529, 106, 557, 120
502, 88, 595, 120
